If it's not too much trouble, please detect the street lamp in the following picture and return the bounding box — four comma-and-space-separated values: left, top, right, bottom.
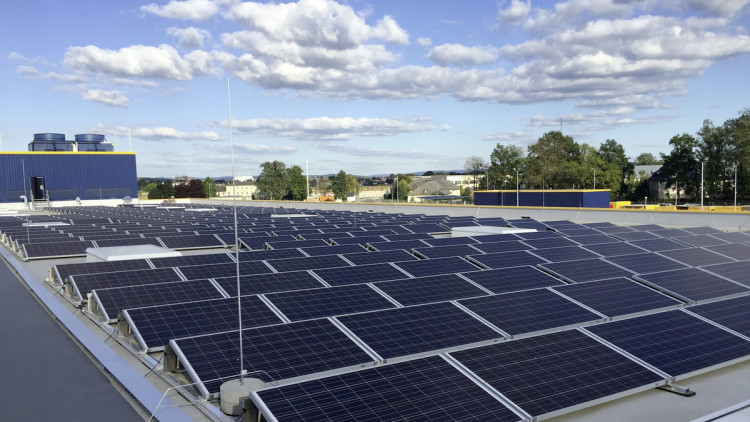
700, 160, 705, 211
514, 168, 519, 207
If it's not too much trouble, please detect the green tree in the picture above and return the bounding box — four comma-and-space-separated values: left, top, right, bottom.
525, 131, 580, 189
725, 108, 750, 200
464, 155, 488, 190
634, 152, 660, 165
157, 182, 174, 198
388, 174, 412, 200
147, 186, 163, 199
660, 133, 700, 202
488, 144, 526, 191
331, 170, 350, 200
346, 174, 361, 196
203, 177, 216, 198
597, 139, 633, 197
285, 165, 308, 201
143, 182, 157, 194
256, 161, 287, 200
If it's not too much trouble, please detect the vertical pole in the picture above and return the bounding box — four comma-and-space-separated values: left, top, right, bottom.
593, 169, 596, 189
227, 77, 244, 385
735, 165, 738, 211
396, 175, 399, 204
701, 161, 704, 211
516, 169, 519, 207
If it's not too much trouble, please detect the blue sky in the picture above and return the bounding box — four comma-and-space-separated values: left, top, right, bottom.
2, 0, 750, 177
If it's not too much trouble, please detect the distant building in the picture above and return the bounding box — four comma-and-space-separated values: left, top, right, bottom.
409, 175, 461, 203
217, 180, 257, 199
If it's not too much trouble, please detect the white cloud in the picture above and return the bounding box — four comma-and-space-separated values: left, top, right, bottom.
417, 37, 432, 47
483, 131, 529, 142
234, 144, 296, 154
318, 143, 441, 159
686, 0, 750, 17
133, 127, 223, 141
167, 26, 211, 49
427, 44, 499, 66
499, 0, 531, 23
63, 44, 209, 80
223, 117, 432, 140
80, 88, 131, 107
15, 65, 86, 82
141, 0, 219, 21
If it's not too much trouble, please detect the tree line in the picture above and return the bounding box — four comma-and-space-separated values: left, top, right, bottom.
255, 161, 360, 201
469, 108, 749, 203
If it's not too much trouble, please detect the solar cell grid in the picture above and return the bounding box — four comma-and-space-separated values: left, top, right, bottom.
177, 260, 273, 280
611, 231, 661, 242
566, 234, 619, 245
585, 310, 750, 378
657, 247, 735, 267
157, 234, 225, 249
412, 244, 481, 259
367, 239, 430, 251
528, 246, 601, 262
265, 284, 396, 321
673, 234, 730, 248
264, 254, 350, 273
460, 266, 565, 294
170, 318, 375, 395
704, 243, 750, 261
589, 225, 637, 234
687, 295, 750, 337
580, 241, 645, 257
337, 302, 502, 359
648, 228, 693, 238
237, 248, 305, 262
69, 267, 183, 300
393, 256, 481, 277
459, 289, 602, 336
552, 278, 681, 317
265, 239, 329, 250
149, 253, 234, 268
538, 258, 634, 283
512, 231, 555, 240
604, 252, 688, 274
54, 259, 151, 284
628, 237, 690, 252
23, 240, 95, 259
312, 263, 410, 286
330, 235, 384, 245
469, 240, 531, 254
684, 226, 723, 235
449, 329, 664, 418
379, 233, 432, 241
555, 228, 604, 237
375, 273, 489, 306
299, 244, 366, 256
635, 268, 749, 302
420, 236, 478, 247
708, 232, 750, 244
520, 237, 578, 249
253, 355, 523, 422
125, 295, 283, 351
467, 250, 546, 269
92, 278, 223, 322
213, 271, 325, 296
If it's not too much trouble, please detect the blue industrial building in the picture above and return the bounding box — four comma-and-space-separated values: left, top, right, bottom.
0, 133, 137, 204
474, 189, 611, 208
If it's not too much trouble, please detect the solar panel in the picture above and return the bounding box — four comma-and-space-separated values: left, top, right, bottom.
460, 266, 565, 294
627, 237, 690, 252
467, 250, 546, 269
53, 259, 151, 284
567, 234, 619, 245
449, 329, 664, 419
68, 267, 183, 300
266, 284, 396, 321
366, 239, 430, 251
469, 234, 523, 243
704, 243, 750, 261
708, 231, 750, 244
340, 249, 417, 265
374, 273, 489, 306
528, 246, 600, 262
580, 242, 646, 257
673, 234, 730, 248
336, 302, 503, 359
469, 240, 531, 254
588, 225, 636, 234
330, 235, 385, 245
157, 234, 225, 249
379, 232, 433, 241
511, 230, 552, 240
264, 254, 350, 273
611, 231, 661, 241
177, 261, 273, 280
252, 355, 523, 422
169, 318, 376, 396
552, 278, 681, 318
311, 263, 407, 287
92, 279, 224, 322
213, 271, 325, 296
555, 228, 603, 237
459, 289, 603, 336
299, 244, 366, 257
648, 228, 693, 238
657, 247, 735, 267
23, 240, 95, 260
420, 237, 478, 247
123, 295, 283, 352
634, 268, 749, 302
687, 295, 750, 337
241, 235, 296, 250
412, 244, 481, 259
701, 260, 750, 285
265, 239, 329, 250
684, 226, 723, 235
627, 224, 666, 231
393, 256, 480, 277
538, 258, 634, 283
520, 237, 578, 249
149, 253, 234, 268
237, 248, 305, 261
402, 223, 449, 234
585, 310, 750, 378
604, 252, 688, 274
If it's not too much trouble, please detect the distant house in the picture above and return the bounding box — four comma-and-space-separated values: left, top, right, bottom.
408, 175, 461, 203
217, 180, 257, 199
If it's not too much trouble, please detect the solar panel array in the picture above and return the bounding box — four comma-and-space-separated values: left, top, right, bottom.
5, 205, 750, 421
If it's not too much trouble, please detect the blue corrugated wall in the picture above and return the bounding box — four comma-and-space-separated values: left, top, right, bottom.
475, 190, 610, 208
0, 153, 137, 202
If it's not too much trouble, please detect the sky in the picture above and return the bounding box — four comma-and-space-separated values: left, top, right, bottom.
1, 0, 750, 178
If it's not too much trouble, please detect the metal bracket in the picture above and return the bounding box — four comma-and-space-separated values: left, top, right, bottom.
658, 384, 696, 397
